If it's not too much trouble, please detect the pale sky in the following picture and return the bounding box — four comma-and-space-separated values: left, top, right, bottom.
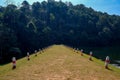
0, 0, 120, 15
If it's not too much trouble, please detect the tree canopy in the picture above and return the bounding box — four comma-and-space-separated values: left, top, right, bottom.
0, 0, 120, 63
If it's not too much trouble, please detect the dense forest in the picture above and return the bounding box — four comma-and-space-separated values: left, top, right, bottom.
0, 0, 120, 63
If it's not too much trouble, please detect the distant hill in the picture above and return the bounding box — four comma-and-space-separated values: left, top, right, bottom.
0, 0, 120, 63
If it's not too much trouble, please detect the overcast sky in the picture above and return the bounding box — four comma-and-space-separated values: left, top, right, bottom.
0, 0, 120, 15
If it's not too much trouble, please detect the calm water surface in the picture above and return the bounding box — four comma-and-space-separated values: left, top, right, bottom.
79, 46, 120, 68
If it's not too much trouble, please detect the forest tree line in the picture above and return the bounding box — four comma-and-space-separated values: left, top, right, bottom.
0, 0, 120, 63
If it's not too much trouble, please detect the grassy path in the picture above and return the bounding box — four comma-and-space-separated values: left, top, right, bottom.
0, 45, 120, 80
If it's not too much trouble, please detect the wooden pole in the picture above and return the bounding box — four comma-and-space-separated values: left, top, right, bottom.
105, 56, 110, 69
81, 49, 83, 56
27, 52, 30, 60
76, 48, 79, 53
35, 50, 37, 56
12, 57, 16, 69
89, 51, 93, 61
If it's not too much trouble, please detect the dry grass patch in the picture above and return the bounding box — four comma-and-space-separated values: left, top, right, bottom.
0, 45, 120, 80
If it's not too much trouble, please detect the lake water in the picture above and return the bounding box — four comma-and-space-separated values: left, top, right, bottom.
79, 46, 120, 68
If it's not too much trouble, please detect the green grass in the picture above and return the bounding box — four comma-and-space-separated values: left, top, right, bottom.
0, 51, 40, 75
0, 45, 120, 80
82, 53, 120, 70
